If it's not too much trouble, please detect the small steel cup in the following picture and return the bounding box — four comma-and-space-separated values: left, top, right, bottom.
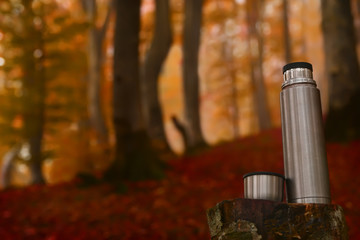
243, 172, 285, 202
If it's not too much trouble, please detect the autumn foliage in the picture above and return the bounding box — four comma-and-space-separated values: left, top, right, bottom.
0, 129, 359, 239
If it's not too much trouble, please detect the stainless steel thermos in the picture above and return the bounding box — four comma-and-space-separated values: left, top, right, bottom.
280, 62, 331, 204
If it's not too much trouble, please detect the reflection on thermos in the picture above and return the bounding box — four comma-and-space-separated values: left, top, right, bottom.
280, 62, 331, 204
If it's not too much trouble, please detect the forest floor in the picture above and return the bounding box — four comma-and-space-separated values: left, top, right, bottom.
0, 128, 359, 239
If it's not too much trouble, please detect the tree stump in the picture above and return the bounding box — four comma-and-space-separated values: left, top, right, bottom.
206, 198, 348, 239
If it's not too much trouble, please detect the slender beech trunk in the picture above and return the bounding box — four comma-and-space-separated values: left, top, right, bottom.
109, 0, 164, 181
141, 0, 172, 152
229, 2, 240, 139
226, 1, 240, 138
321, 0, 360, 141
352, 0, 360, 45
0, 145, 21, 188
224, 39, 240, 138
29, 16, 46, 185
299, 0, 307, 58
22, 0, 46, 184
182, 0, 206, 150
283, 0, 292, 63
112, 0, 143, 177
246, 0, 272, 130
82, 0, 111, 143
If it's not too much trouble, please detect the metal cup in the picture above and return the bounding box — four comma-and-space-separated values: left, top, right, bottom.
243, 172, 285, 202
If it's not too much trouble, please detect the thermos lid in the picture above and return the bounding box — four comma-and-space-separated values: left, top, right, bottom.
282, 62, 315, 88
283, 62, 312, 73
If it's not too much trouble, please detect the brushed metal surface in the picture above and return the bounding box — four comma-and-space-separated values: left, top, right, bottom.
244, 174, 284, 202
280, 66, 331, 204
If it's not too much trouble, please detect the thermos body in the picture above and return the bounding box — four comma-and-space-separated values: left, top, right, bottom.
280, 63, 331, 204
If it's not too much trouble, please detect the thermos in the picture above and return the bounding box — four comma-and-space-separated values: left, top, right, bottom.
280, 62, 331, 204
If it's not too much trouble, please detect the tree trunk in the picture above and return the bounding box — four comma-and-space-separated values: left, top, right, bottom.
223, 39, 240, 138
27, 35, 46, 185
0, 145, 21, 188
22, 0, 46, 184
246, 0, 272, 131
141, 0, 172, 153
352, 0, 360, 46
207, 198, 348, 239
109, 0, 164, 181
321, 0, 360, 141
300, 0, 307, 58
82, 0, 110, 143
224, 1, 240, 138
283, 0, 291, 63
182, 0, 207, 150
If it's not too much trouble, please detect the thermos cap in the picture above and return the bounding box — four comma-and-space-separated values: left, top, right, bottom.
282, 62, 313, 73
243, 171, 285, 202
282, 62, 315, 88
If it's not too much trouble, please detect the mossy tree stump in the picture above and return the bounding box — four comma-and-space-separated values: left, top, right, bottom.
206, 198, 348, 239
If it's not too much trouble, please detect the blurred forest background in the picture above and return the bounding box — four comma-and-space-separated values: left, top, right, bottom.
1, 0, 360, 187
1, 0, 360, 239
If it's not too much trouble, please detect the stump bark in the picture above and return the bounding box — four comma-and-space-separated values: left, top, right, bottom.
206, 198, 348, 239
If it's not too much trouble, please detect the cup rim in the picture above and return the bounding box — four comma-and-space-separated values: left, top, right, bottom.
243, 171, 285, 179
